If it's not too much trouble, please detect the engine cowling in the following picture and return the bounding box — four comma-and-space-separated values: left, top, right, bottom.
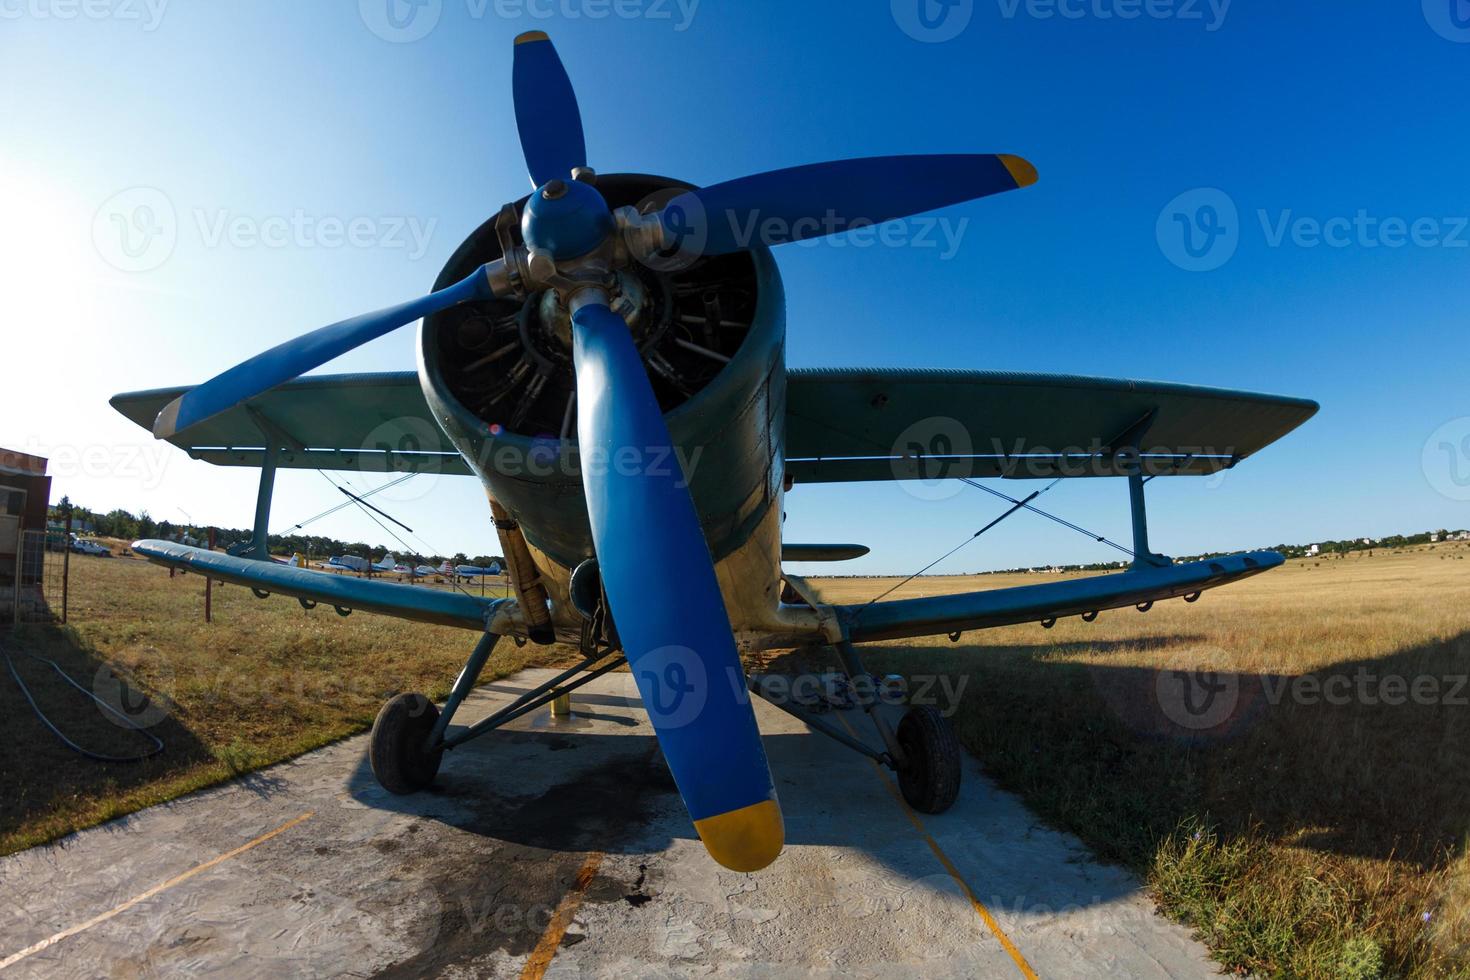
419, 173, 787, 573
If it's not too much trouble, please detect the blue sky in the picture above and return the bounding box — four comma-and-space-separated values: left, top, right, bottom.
2, 0, 1467, 574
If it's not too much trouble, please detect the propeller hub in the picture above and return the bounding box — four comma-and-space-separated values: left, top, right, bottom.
537, 270, 646, 351
521, 178, 614, 260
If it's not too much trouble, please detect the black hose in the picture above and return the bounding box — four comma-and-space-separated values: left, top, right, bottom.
3, 646, 164, 762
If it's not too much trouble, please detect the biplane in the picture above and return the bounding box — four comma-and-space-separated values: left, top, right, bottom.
110, 32, 1316, 872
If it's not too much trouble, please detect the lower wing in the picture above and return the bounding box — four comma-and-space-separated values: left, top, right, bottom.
132, 540, 522, 634
830, 551, 1279, 643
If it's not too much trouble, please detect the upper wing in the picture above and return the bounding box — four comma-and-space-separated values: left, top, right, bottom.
132, 540, 520, 633
110, 372, 471, 475
784, 368, 1318, 482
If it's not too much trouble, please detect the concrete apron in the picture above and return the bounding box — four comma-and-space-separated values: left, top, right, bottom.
0, 668, 1217, 978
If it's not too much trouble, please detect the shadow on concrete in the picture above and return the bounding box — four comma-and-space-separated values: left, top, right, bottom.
341, 624, 1470, 885
344, 677, 1141, 918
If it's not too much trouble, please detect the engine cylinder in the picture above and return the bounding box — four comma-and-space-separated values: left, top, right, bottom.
418, 174, 787, 570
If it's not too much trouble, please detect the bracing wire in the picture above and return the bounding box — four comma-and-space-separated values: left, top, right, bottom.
311, 471, 493, 600
857, 472, 1135, 610
859, 478, 1062, 609
274, 472, 415, 535
957, 477, 1134, 557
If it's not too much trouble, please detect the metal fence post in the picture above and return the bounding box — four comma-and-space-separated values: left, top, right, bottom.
12, 517, 21, 628
62, 511, 71, 625
205, 527, 214, 623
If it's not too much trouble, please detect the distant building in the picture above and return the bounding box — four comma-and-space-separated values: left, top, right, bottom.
1, 450, 53, 606
1305, 543, 1320, 556
1, 449, 51, 566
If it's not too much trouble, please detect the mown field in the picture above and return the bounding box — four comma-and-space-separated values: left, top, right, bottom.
3, 540, 1467, 977
805, 543, 1470, 979
0, 544, 574, 856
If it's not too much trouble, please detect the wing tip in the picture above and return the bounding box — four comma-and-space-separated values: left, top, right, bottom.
515, 30, 550, 44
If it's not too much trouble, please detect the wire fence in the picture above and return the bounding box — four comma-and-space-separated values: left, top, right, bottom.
4, 528, 67, 625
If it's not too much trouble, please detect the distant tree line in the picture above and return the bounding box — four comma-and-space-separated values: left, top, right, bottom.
49, 497, 1464, 577
47, 498, 503, 568
1179, 530, 1465, 564
1005, 529, 1467, 575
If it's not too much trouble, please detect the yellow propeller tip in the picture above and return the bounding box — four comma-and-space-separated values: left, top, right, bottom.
515, 30, 550, 44
693, 798, 784, 872
999, 154, 1038, 188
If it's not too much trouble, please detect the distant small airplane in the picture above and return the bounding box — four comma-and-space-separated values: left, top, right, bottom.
317, 555, 362, 573
317, 554, 394, 574
433, 560, 501, 581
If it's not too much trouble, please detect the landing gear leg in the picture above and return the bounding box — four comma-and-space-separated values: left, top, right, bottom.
833, 638, 963, 813
834, 638, 906, 765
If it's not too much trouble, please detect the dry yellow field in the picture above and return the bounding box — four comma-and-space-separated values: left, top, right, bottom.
2, 541, 1467, 976
802, 544, 1470, 978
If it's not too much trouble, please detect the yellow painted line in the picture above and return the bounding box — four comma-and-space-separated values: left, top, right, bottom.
0, 811, 315, 972
519, 851, 603, 980
833, 711, 1039, 980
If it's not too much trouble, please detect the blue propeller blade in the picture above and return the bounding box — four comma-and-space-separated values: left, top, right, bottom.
152, 269, 494, 439
570, 299, 783, 872
657, 153, 1037, 256
512, 31, 586, 187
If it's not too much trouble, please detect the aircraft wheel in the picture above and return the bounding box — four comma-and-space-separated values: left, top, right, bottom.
369, 693, 442, 794
895, 705, 961, 814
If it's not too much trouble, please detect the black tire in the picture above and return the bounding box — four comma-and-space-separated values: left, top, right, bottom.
895, 705, 962, 814
369, 693, 443, 794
